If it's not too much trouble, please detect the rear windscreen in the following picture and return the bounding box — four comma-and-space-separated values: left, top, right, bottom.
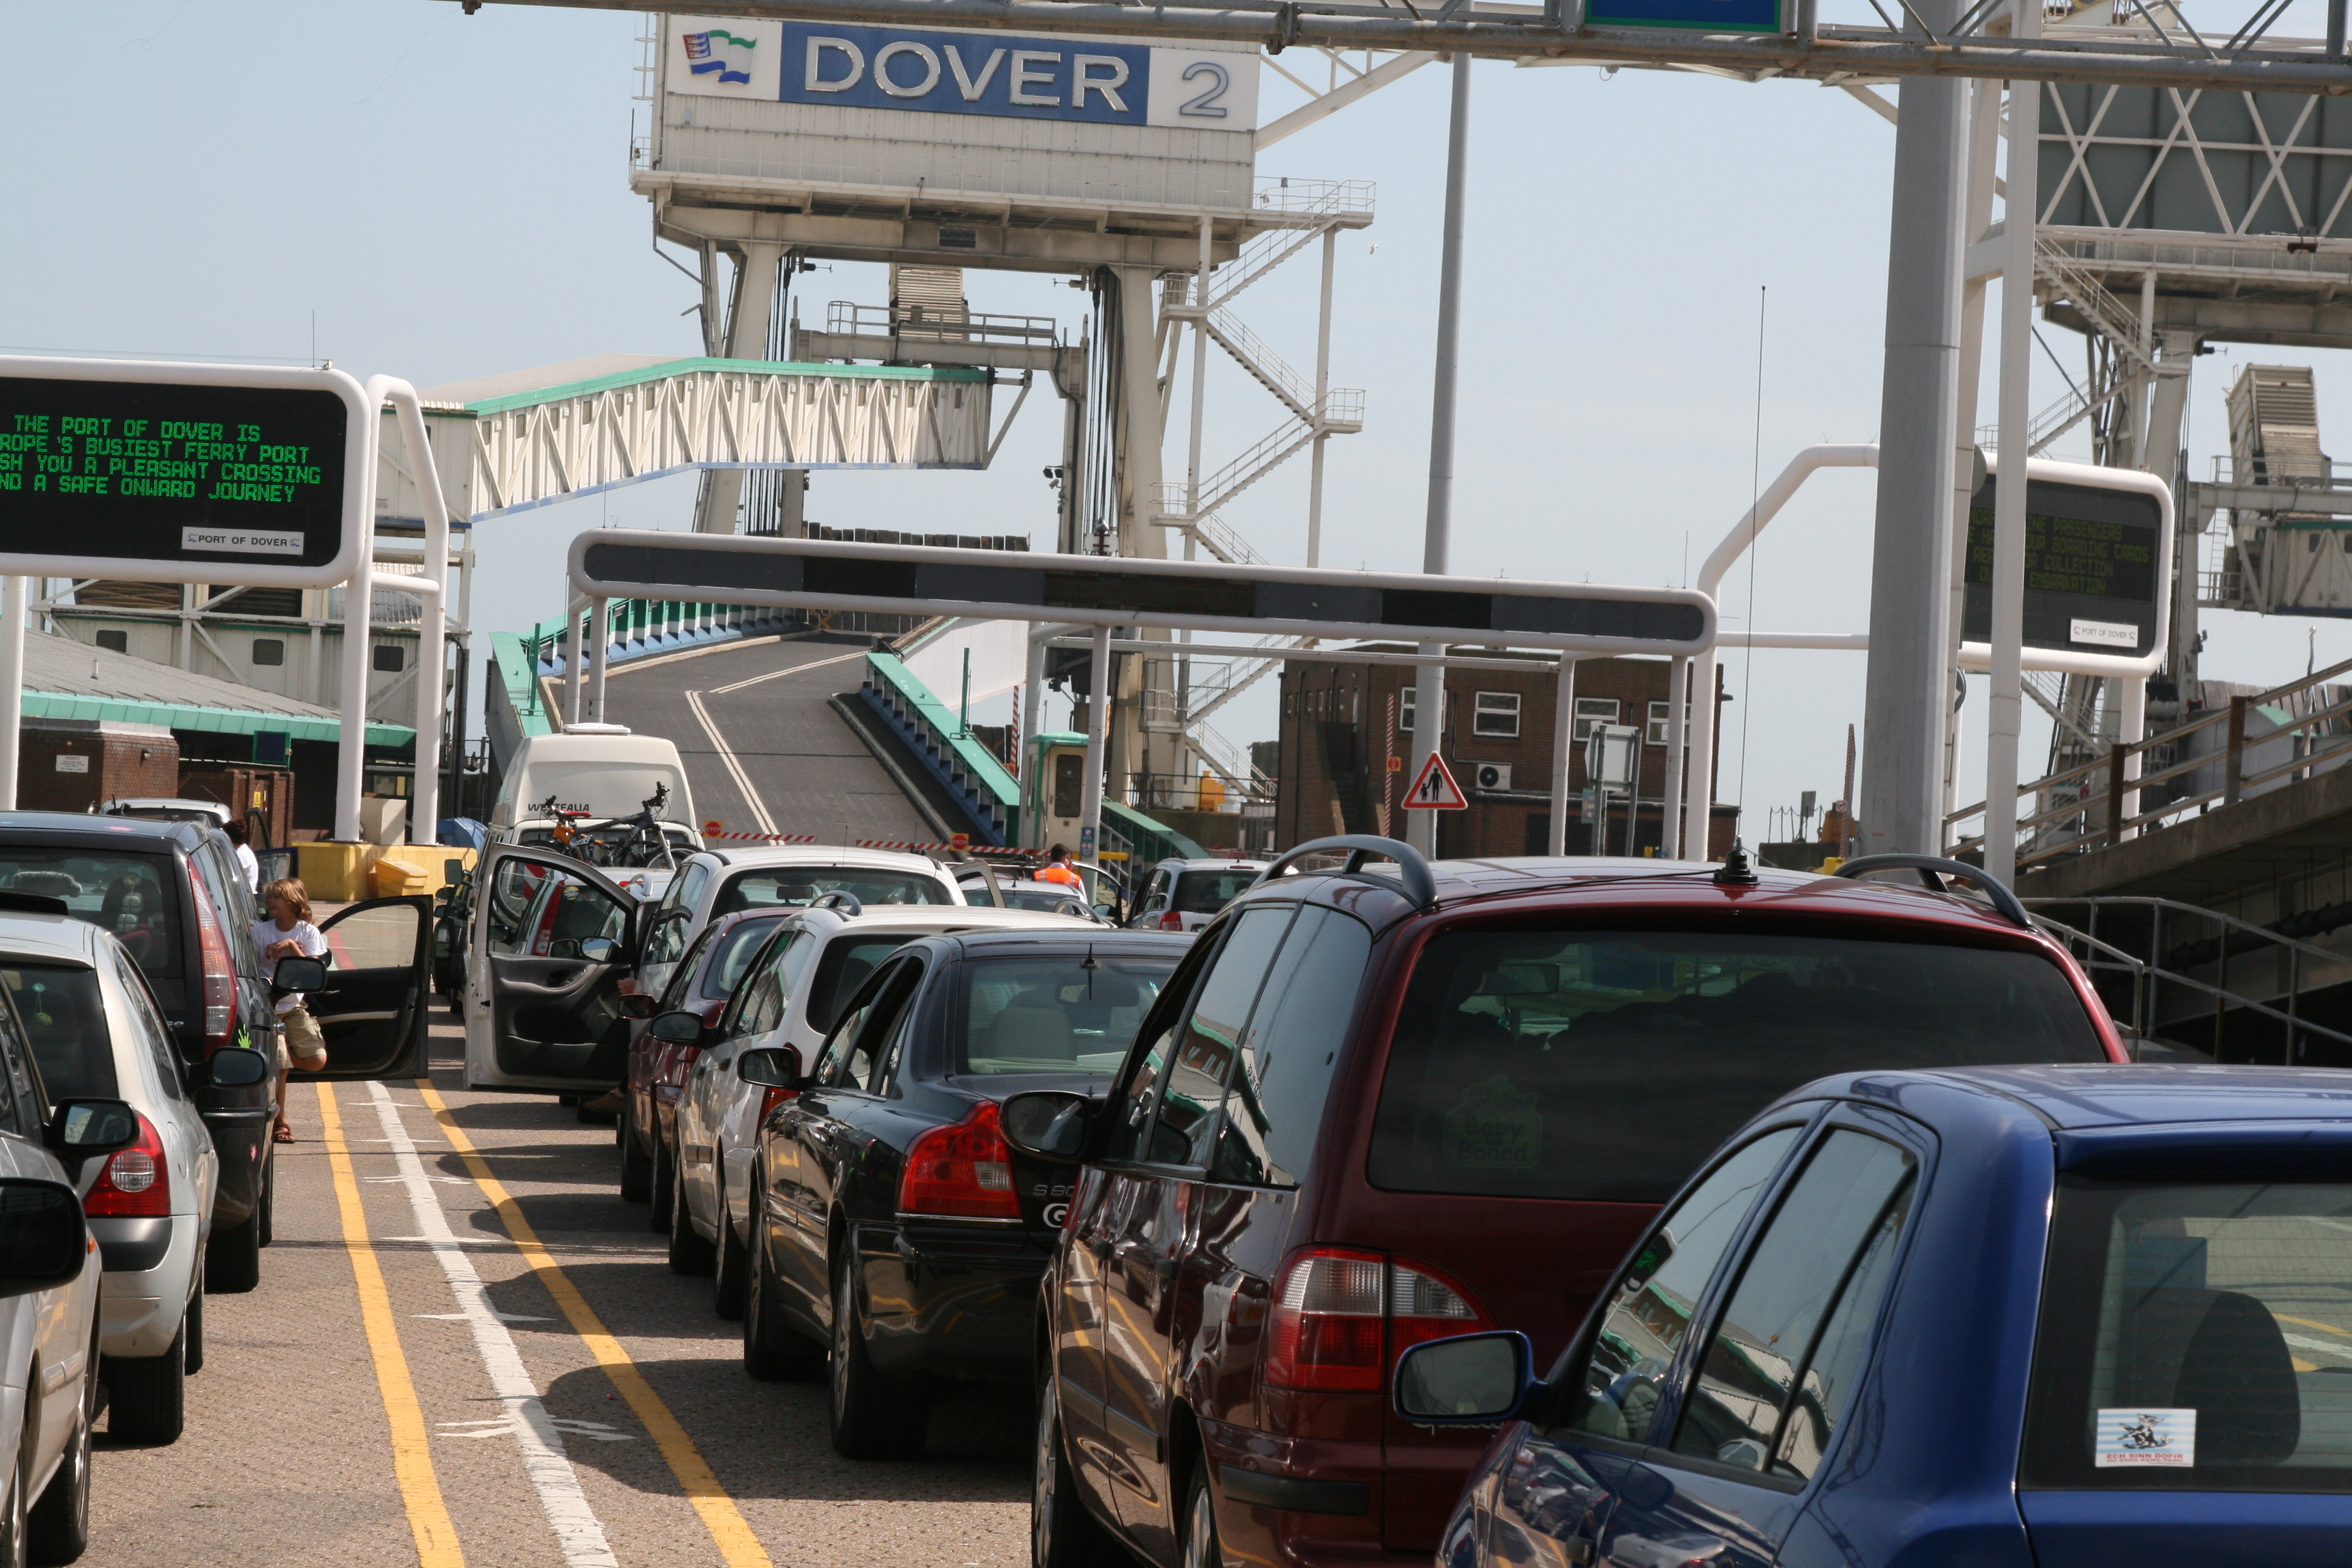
1368, 927, 2105, 1203
1173, 870, 1258, 914
713, 867, 949, 915
1, 965, 114, 1101
0, 849, 181, 978
803, 938, 918, 1034
2024, 1178, 2352, 1492
955, 955, 1175, 1075
700, 918, 786, 1001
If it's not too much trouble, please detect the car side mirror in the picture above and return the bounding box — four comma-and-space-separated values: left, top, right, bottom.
44, 1099, 140, 1157
0, 1180, 90, 1298
1394, 1331, 1537, 1426
206, 1050, 271, 1088
736, 1045, 803, 1089
648, 1010, 707, 1044
1000, 1091, 1093, 1162
617, 994, 657, 1021
273, 956, 328, 993
578, 938, 621, 964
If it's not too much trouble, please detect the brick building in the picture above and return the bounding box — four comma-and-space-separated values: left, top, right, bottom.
1272, 648, 1737, 858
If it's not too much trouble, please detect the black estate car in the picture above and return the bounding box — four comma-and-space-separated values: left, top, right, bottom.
725, 928, 1189, 1459
0, 814, 435, 1290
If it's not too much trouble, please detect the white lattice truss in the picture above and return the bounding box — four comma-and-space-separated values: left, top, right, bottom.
385, 364, 993, 522
2039, 80, 2352, 240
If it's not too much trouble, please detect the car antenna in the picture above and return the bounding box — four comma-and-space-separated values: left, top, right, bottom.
1713, 841, 1759, 887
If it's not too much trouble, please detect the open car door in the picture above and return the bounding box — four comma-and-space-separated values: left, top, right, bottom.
465, 846, 636, 1093
301, 895, 436, 1080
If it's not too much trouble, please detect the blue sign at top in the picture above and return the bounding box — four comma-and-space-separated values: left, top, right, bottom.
781, 23, 1152, 124
1583, 0, 1782, 31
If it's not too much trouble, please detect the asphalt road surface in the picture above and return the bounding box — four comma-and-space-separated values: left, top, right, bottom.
83, 1014, 1029, 1567
597, 634, 935, 847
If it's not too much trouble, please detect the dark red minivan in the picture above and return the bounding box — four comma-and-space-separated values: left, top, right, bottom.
1004, 837, 2127, 1568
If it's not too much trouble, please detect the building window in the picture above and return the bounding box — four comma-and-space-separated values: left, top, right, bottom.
93, 630, 127, 654
1573, 697, 1620, 741
372, 644, 405, 673
1647, 701, 1685, 746
1473, 691, 1521, 738
252, 638, 285, 667
1399, 687, 1451, 734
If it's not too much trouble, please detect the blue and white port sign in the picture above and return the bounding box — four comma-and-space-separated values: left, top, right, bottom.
1585, 0, 1784, 32
668, 14, 1258, 131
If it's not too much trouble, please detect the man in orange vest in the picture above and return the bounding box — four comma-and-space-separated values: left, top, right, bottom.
1036, 844, 1083, 888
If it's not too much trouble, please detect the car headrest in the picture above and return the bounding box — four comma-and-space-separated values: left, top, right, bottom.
2173, 1289, 2301, 1465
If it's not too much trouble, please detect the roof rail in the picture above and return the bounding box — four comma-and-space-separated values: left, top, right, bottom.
1250, 835, 1436, 909
1831, 854, 2030, 930
812, 890, 864, 918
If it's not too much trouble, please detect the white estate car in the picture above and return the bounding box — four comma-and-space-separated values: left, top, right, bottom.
0, 914, 221, 1449
662, 902, 1082, 1307
633, 848, 965, 1005
1124, 857, 1271, 932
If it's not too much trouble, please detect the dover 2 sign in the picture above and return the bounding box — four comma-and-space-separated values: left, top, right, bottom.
0, 357, 368, 588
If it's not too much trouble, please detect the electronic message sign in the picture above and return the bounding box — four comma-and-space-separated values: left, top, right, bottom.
1961, 458, 2170, 667
570, 531, 1716, 656
0, 358, 369, 588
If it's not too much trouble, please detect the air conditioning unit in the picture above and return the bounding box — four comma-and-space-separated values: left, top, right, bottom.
1474, 762, 1512, 793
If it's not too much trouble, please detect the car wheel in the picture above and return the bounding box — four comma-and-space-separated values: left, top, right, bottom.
205, 1210, 261, 1295
742, 1186, 824, 1382
103, 1322, 187, 1446
648, 1140, 676, 1235
712, 1192, 749, 1319
183, 1278, 204, 1377
1180, 1468, 1220, 1568
829, 1261, 924, 1460
26, 1332, 96, 1565
618, 1102, 653, 1204
1032, 1373, 1120, 1568
668, 1155, 716, 1276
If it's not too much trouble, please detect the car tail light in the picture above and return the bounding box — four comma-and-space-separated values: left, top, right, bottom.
898, 1101, 1022, 1220
1264, 1249, 1493, 1392
85, 1112, 170, 1218
1158, 911, 1184, 931
188, 872, 236, 1056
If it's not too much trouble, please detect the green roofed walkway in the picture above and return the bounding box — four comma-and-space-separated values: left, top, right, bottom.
376, 354, 999, 526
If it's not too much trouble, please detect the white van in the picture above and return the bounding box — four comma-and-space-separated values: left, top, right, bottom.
491, 728, 701, 855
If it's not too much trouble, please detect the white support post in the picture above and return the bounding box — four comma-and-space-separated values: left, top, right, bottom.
1307, 228, 1336, 569
2120, 674, 2147, 838
0, 578, 24, 811
1021, 627, 1047, 844
563, 598, 585, 728
334, 379, 386, 845
1080, 627, 1111, 872
1984, 46, 2040, 886
1549, 655, 1576, 856
1662, 656, 1688, 858
589, 598, 612, 722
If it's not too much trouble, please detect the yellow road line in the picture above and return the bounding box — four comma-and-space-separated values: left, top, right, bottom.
416, 1078, 775, 1568
318, 1083, 466, 1568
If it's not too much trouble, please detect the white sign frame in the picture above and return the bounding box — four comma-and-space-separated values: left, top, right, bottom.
0, 355, 372, 590
1958, 453, 2174, 681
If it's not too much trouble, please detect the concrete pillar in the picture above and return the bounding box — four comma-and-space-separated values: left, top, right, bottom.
1860, 0, 1970, 858
693, 241, 788, 535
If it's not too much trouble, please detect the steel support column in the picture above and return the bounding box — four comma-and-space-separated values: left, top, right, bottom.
693, 241, 787, 535
1985, 26, 2040, 885
1411, 53, 1473, 858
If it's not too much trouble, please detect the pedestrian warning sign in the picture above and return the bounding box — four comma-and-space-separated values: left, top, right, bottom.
1402, 753, 1469, 811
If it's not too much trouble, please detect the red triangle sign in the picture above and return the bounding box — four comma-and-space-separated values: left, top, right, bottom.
1401, 752, 1469, 810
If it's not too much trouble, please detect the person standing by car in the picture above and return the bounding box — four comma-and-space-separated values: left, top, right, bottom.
223, 821, 260, 892
251, 878, 328, 1142
1034, 846, 1081, 890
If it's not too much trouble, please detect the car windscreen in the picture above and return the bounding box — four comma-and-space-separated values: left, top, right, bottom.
1002, 890, 1083, 914
2022, 1176, 2352, 1492
0, 848, 182, 978
700, 917, 787, 1001
803, 937, 921, 1034
955, 954, 1177, 1074
1172, 870, 1258, 915
1368, 927, 2105, 1204
713, 867, 949, 916
0, 964, 116, 1101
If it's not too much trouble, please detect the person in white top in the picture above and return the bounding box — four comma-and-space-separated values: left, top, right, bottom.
252, 877, 329, 1143
224, 820, 260, 892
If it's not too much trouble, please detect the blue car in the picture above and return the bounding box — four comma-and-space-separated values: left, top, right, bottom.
1397, 1066, 2352, 1568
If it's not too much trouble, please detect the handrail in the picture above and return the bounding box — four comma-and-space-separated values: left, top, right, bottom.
1250, 835, 1436, 908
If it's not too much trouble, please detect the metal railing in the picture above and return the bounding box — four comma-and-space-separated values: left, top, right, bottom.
821, 301, 1059, 345
1948, 650, 2352, 868
2029, 895, 2352, 1060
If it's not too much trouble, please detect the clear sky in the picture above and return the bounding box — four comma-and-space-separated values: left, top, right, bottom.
5, 1, 2345, 844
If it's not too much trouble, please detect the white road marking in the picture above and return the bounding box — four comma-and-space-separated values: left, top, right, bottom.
2286, 1332, 2352, 1361
709, 647, 867, 696
415, 1311, 554, 1323
367, 1080, 621, 1568
686, 688, 779, 837
439, 1416, 635, 1443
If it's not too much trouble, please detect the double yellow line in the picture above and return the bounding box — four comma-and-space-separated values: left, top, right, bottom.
318, 1080, 775, 1568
